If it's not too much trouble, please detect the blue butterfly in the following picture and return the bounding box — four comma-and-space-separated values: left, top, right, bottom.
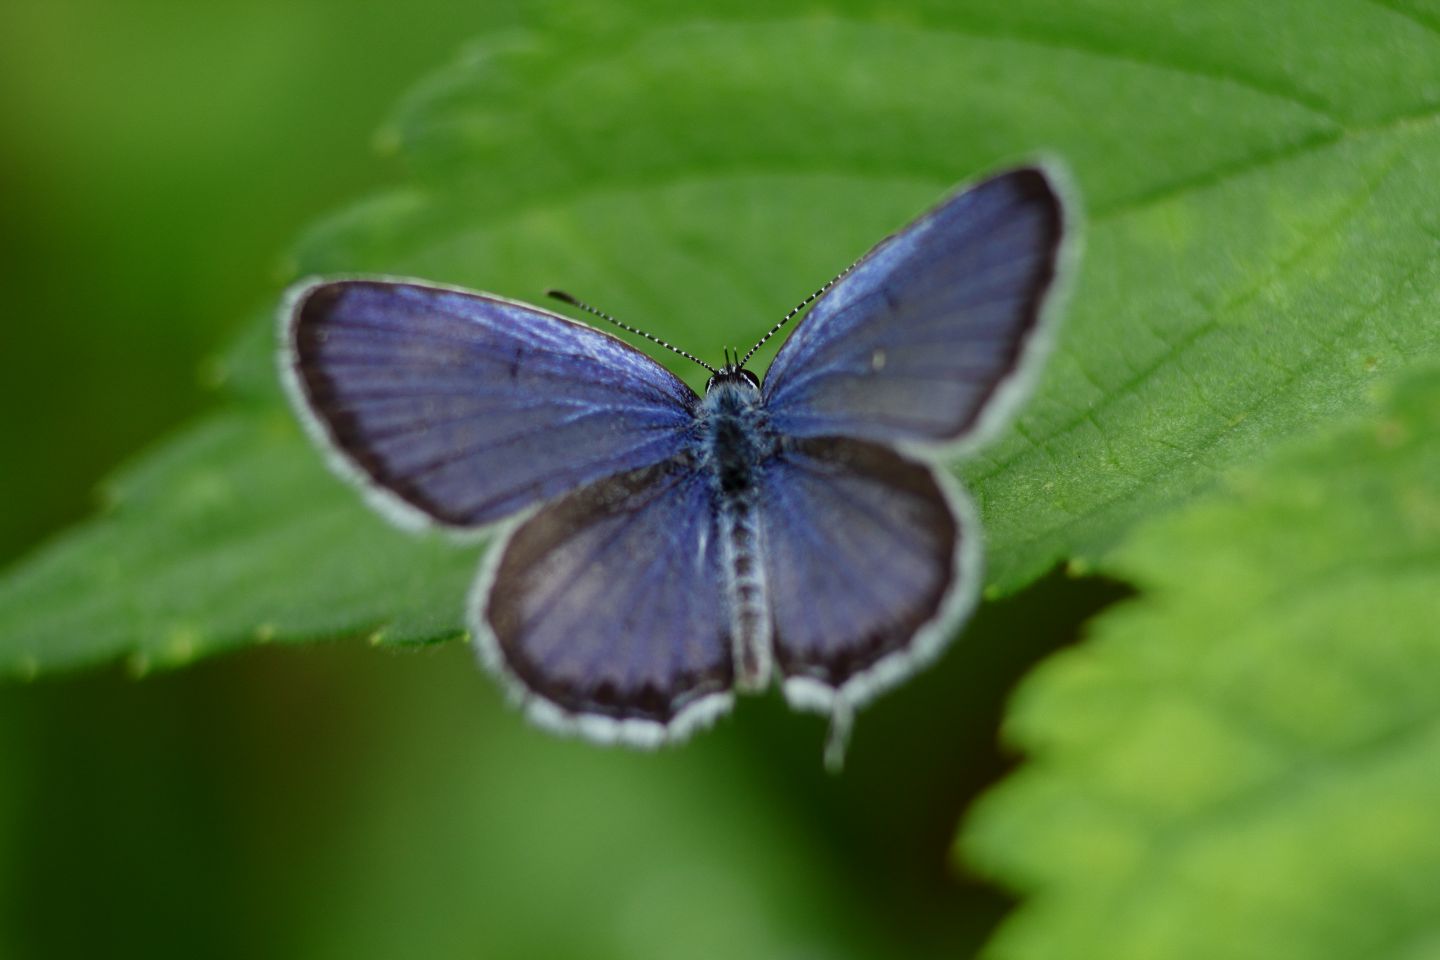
280, 164, 1075, 765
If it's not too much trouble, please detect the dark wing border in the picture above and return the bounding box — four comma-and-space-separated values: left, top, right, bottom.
935, 159, 1080, 459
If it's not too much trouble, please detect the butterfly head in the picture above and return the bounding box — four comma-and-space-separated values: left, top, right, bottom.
706, 349, 761, 396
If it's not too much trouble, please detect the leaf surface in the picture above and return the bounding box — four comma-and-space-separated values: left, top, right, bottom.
4, 0, 1440, 675
963, 366, 1440, 960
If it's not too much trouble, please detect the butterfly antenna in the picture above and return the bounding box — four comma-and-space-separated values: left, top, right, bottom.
739, 253, 866, 369
547, 289, 717, 375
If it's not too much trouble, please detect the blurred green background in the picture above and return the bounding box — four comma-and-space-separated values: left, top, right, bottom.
0, 2, 1116, 957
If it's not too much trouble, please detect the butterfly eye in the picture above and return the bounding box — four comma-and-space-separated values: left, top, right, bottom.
740, 369, 761, 389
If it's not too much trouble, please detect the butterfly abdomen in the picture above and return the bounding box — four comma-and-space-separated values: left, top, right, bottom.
719, 503, 771, 691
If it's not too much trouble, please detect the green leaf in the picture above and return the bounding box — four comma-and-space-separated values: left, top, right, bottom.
962, 366, 1440, 960
5, 0, 1440, 675
0, 409, 475, 678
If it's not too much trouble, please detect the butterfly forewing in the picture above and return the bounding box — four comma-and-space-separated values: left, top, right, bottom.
284, 279, 698, 530
477, 459, 734, 739
761, 167, 1066, 449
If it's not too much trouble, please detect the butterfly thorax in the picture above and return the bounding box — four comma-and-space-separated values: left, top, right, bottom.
694, 369, 776, 690
695, 371, 775, 500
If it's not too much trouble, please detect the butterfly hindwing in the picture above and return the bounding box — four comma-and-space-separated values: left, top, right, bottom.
757, 437, 976, 713
283, 279, 698, 530
762, 166, 1067, 449
475, 458, 735, 741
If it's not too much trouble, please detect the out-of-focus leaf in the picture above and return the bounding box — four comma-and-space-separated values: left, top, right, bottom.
962, 366, 1440, 960
4, 0, 1440, 675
